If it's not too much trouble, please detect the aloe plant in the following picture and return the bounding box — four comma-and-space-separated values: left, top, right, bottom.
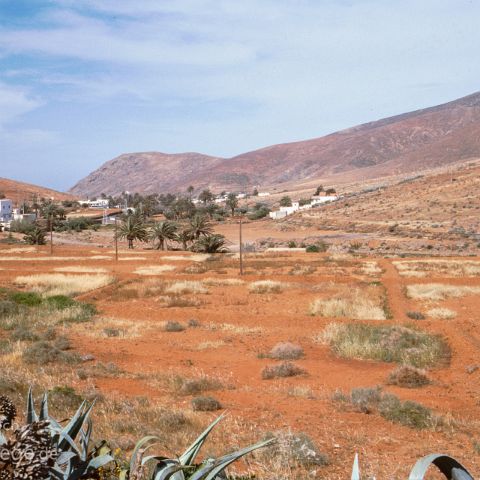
121, 413, 274, 480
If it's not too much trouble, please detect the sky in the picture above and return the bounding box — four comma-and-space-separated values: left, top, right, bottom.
0, 0, 479, 191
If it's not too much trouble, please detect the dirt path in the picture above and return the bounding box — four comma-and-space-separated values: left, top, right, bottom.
378, 258, 408, 322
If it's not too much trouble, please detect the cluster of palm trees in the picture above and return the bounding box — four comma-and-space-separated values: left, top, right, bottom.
116, 213, 228, 253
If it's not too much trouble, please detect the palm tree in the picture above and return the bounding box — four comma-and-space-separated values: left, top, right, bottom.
193, 234, 228, 253
116, 216, 148, 249
226, 193, 238, 217
149, 221, 178, 250
176, 228, 194, 251
187, 214, 213, 240
23, 226, 46, 245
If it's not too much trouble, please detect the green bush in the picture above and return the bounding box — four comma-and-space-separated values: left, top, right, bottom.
45, 295, 76, 310
306, 245, 319, 253
0, 300, 20, 317
191, 396, 222, 411
23, 341, 80, 365
9, 292, 42, 306
379, 394, 433, 429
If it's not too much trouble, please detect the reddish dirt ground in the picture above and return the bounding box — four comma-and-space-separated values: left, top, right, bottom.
1, 243, 480, 478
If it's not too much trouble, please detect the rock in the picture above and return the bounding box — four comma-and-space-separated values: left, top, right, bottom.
81, 354, 95, 362
466, 365, 479, 374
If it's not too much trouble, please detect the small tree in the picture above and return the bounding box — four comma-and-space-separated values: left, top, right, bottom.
149, 221, 178, 250
176, 228, 194, 250
198, 189, 214, 205
193, 234, 228, 253
116, 215, 148, 249
326, 188, 336, 195
23, 226, 46, 245
226, 193, 239, 217
187, 214, 213, 240
252, 188, 259, 196
280, 196, 292, 207
314, 185, 324, 196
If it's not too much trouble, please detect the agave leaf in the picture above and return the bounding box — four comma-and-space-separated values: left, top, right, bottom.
27, 386, 38, 423
87, 453, 114, 470
50, 467, 65, 480
351, 453, 360, 480
179, 412, 227, 466
154, 463, 188, 480
129, 435, 161, 472
39, 392, 49, 420
189, 438, 274, 480
58, 399, 96, 452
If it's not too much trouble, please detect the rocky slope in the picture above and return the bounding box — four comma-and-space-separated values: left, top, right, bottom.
70, 91, 480, 196
0, 177, 75, 204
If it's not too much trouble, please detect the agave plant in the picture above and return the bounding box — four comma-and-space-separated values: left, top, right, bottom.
351, 452, 474, 479
120, 412, 274, 480
11, 388, 113, 479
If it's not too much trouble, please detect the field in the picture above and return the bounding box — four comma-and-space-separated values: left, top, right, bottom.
1, 241, 480, 479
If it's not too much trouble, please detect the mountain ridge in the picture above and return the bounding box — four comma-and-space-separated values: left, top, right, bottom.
70, 90, 480, 196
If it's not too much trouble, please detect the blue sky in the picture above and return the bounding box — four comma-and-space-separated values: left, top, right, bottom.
0, 0, 479, 191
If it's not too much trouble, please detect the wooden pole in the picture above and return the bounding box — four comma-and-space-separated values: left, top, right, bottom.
114, 216, 119, 262
239, 216, 243, 275
49, 214, 53, 255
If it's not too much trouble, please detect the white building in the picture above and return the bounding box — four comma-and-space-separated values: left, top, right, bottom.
0, 199, 13, 222
13, 209, 36, 223
258, 192, 270, 197
80, 199, 110, 208
236, 193, 246, 199
269, 210, 288, 220
311, 195, 338, 205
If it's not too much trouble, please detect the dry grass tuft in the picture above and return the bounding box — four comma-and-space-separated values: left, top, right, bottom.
387, 365, 431, 388
14, 273, 114, 296
202, 278, 244, 286
249, 280, 286, 294
163, 254, 210, 262
165, 281, 208, 295
394, 259, 480, 278
406, 283, 480, 301
204, 322, 262, 335
261, 362, 306, 380
427, 307, 457, 319
317, 322, 448, 368
134, 265, 176, 275
54, 266, 108, 273
269, 342, 304, 360
310, 286, 386, 320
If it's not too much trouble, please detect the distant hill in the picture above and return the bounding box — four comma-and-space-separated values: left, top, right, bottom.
70, 91, 480, 196
0, 177, 74, 204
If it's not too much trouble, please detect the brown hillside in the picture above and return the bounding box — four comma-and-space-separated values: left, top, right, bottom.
70, 91, 480, 196
0, 177, 75, 204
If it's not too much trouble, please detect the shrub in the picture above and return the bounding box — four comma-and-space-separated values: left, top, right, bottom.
269, 342, 304, 360
407, 311, 425, 320
23, 341, 79, 365
350, 386, 382, 413
288, 241, 297, 248
319, 323, 448, 368
173, 375, 224, 395
306, 245, 319, 253
387, 366, 430, 388
48, 385, 82, 409
261, 362, 306, 380
164, 321, 185, 332
266, 431, 329, 467
9, 291, 42, 306
45, 295, 76, 310
10, 325, 39, 342
191, 396, 222, 411
187, 318, 200, 327
249, 281, 285, 294
379, 394, 433, 429
0, 300, 20, 317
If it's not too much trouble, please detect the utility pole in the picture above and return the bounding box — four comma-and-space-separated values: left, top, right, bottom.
49, 213, 53, 255
239, 216, 243, 276
114, 216, 119, 261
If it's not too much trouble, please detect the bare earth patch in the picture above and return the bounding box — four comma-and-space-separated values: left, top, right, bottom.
134, 265, 176, 275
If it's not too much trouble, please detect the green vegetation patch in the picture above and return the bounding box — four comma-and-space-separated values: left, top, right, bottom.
321, 323, 449, 368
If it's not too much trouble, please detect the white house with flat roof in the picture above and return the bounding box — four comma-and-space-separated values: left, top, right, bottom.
0, 199, 13, 222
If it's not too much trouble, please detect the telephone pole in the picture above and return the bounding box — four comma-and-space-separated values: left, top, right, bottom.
49, 214, 53, 255
114, 216, 119, 261
239, 216, 243, 275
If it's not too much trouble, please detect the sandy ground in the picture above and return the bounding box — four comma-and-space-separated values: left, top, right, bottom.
1, 243, 480, 478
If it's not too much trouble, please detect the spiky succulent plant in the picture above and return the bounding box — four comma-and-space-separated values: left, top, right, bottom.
121, 413, 275, 480
0, 397, 16, 430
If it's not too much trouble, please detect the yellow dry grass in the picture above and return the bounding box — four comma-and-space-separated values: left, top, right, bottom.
248, 280, 286, 294
406, 283, 480, 301
162, 254, 210, 262
3, 246, 37, 253
119, 257, 147, 261
310, 295, 386, 320
427, 307, 457, 319
165, 281, 208, 295
204, 322, 262, 335
14, 273, 114, 296
54, 266, 108, 273
0, 256, 111, 261
71, 317, 152, 338
393, 259, 480, 277
202, 277, 245, 286
195, 340, 227, 350
134, 265, 176, 275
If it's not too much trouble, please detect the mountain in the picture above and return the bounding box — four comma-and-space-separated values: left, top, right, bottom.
0, 177, 75, 204
70, 91, 480, 196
